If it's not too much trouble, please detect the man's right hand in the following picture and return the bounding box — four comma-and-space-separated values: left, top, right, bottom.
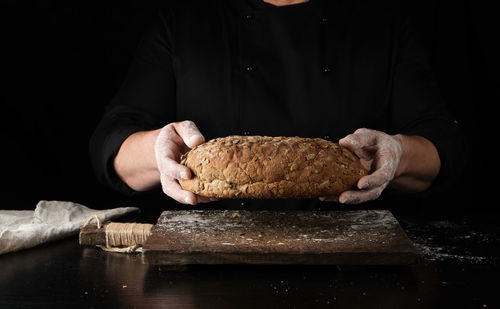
154, 120, 216, 205
114, 120, 217, 205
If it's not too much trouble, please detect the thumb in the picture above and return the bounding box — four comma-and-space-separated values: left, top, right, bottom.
173, 120, 205, 149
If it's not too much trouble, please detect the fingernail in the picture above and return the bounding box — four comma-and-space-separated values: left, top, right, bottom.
340, 136, 355, 145
340, 195, 352, 204
360, 182, 369, 189
188, 135, 203, 146
180, 171, 188, 180
184, 197, 193, 204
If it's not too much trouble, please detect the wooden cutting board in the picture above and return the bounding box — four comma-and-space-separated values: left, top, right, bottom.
141, 210, 418, 265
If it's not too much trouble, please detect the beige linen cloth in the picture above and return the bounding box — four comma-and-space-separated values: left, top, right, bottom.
0, 200, 139, 255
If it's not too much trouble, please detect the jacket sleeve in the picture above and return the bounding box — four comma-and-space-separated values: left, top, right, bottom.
89, 8, 176, 195
389, 14, 467, 194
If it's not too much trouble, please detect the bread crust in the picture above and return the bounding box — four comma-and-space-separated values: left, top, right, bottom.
179, 136, 368, 199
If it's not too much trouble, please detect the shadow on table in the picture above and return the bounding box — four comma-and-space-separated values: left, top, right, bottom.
0, 236, 442, 309
136, 261, 441, 308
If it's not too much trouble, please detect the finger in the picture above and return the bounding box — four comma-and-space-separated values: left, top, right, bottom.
339, 128, 377, 151
356, 161, 393, 190
358, 167, 392, 190
359, 147, 400, 189
157, 157, 192, 180
338, 185, 385, 204
318, 196, 339, 202
173, 120, 205, 149
339, 130, 379, 161
160, 175, 198, 205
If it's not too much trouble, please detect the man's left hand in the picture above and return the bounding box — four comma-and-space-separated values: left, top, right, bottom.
320, 128, 403, 204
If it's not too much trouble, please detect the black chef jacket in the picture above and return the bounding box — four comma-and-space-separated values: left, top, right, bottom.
89, 0, 465, 210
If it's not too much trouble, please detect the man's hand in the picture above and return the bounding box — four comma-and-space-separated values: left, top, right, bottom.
320, 128, 441, 204
113, 120, 217, 205
154, 121, 217, 205
320, 128, 403, 204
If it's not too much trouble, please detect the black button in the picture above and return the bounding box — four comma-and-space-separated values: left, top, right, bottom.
240, 201, 248, 207
323, 135, 331, 140
243, 130, 251, 136
322, 67, 332, 73
244, 65, 254, 72
244, 13, 254, 20
321, 17, 328, 22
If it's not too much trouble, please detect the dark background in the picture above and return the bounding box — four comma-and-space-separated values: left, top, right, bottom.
1, 1, 497, 217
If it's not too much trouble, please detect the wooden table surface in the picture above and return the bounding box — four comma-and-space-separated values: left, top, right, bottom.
1, 212, 499, 309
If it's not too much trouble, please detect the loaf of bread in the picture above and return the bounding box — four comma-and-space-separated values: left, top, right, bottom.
179, 136, 368, 199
